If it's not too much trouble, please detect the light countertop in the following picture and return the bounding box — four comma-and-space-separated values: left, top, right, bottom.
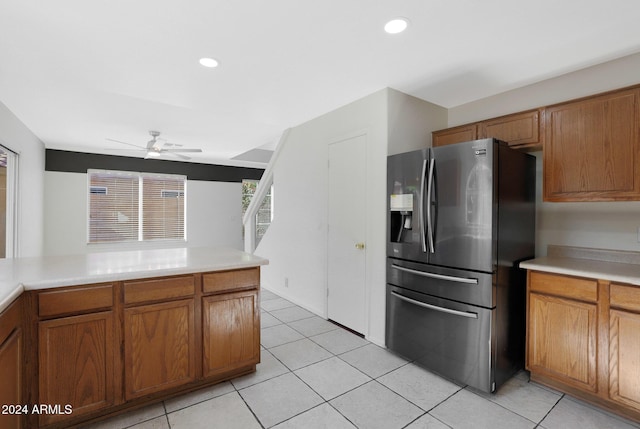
520, 245, 640, 286
0, 247, 268, 313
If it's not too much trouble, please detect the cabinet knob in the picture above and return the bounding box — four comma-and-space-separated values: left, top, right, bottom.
355, 242, 365, 250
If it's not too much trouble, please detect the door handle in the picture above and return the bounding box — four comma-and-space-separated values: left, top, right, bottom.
391, 291, 478, 319
391, 264, 478, 284
426, 156, 435, 253
355, 242, 365, 250
419, 159, 427, 253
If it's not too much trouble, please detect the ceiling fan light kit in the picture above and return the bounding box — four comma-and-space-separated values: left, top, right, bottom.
106, 131, 203, 160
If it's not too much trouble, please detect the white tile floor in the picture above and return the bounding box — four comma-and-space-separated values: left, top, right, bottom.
84, 289, 640, 429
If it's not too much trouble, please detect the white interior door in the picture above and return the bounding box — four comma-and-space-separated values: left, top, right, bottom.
327, 134, 367, 335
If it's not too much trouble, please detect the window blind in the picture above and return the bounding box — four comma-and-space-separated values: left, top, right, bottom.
88, 170, 139, 243
88, 170, 186, 243
142, 174, 185, 241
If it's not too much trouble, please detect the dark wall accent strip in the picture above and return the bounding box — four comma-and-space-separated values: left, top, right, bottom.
45, 149, 264, 182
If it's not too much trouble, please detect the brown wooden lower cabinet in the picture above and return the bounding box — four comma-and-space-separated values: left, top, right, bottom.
526, 272, 640, 422
202, 290, 260, 378
528, 292, 597, 392
38, 311, 117, 426
0, 297, 23, 429
19, 267, 261, 428
609, 308, 640, 409
124, 299, 196, 400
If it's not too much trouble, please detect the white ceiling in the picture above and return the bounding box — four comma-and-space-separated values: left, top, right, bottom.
2, 0, 640, 167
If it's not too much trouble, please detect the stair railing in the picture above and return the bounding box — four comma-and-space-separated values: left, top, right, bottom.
243, 128, 290, 253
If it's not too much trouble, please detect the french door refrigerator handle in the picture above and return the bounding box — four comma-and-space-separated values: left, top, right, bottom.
426, 156, 435, 253
391, 291, 478, 319
391, 264, 479, 284
419, 158, 427, 253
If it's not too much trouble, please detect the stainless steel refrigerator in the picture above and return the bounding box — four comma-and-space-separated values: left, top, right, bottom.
386, 138, 535, 393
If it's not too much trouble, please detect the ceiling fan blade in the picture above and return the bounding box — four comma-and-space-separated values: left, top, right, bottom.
171, 152, 191, 160
162, 148, 202, 153
103, 148, 147, 152
106, 138, 147, 149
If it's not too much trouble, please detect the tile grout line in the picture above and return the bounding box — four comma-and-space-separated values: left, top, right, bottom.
162, 401, 172, 429
397, 412, 435, 429
263, 295, 552, 429
261, 297, 588, 428
254, 311, 381, 427
235, 388, 267, 429
271, 299, 571, 428
462, 385, 544, 427
532, 392, 564, 428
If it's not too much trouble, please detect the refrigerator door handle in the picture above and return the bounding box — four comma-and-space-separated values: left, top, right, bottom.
391, 264, 479, 284
419, 158, 427, 253
391, 291, 478, 319
426, 156, 435, 253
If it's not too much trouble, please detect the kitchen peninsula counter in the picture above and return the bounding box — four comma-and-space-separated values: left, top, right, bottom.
0, 247, 267, 428
0, 246, 268, 313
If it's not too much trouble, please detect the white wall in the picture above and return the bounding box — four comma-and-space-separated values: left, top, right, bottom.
255, 89, 387, 332
0, 101, 45, 257
387, 89, 448, 154
43, 171, 243, 255
448, 52, 640, 256
256, 88, 446, 346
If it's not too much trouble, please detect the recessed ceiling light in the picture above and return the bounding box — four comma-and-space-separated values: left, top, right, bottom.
199, 57, 219, 68
384, 18, 409, 34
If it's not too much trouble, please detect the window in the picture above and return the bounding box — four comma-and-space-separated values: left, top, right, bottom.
88, 170, 186, 243
0, 145, 18, 258
242, 179, 273, 246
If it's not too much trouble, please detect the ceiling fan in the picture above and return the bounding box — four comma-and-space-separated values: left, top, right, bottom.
107, 130, 203, 160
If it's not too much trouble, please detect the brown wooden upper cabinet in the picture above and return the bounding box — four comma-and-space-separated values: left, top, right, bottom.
543, 87, 640, 201
479, 109, 542, 149
432, 123, 478, 147
432, 109, 543, 149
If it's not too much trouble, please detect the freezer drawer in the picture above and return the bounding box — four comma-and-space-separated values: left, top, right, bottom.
386, 284, 495, 393
387, 258, 494, 308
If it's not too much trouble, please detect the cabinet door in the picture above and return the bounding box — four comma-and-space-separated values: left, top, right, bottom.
0, 298, 22, 429
124, 299, 195, 400
0, 329, 22, 429
528, 293, 597, 392
202, 290, 259, 378
39, 311, 116, 426
479, 109, 542, 148
544, 88, 640, 201
609, 309, 640, 410
432, 124, 478, 147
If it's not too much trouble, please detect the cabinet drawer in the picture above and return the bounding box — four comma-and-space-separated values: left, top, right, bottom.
529, 271, 597, 302
124, 276, 195, 305
203, 268, 259, 294
39, 284, 113, 317
610, 283, 640, 312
